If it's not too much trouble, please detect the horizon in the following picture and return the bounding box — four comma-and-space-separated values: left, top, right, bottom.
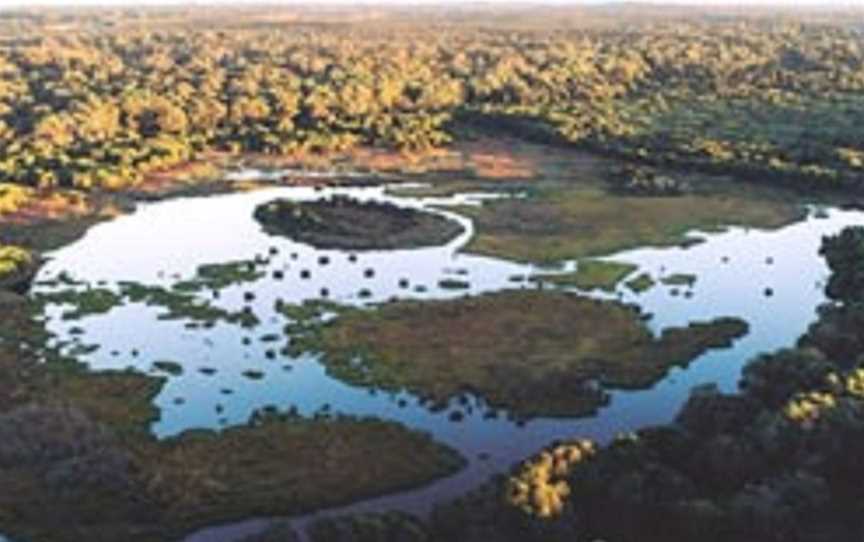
1, 0, 860, 9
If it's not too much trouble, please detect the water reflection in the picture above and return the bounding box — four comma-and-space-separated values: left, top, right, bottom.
29, 179, 864, 534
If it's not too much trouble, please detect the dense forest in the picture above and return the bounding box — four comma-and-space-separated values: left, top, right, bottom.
0, 6, 863, 191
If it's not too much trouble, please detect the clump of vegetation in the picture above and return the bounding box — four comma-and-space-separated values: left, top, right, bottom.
531, 260, 637, 292
254, 196, 463, 250
314, 290, 748, 417
820, 226, 864, 303
173, 260, 265, 292
438, 278, 470, 290
0, 244, 35, 290
0, 183, 33, 214
34, 287, 123, 320
625, 272, 656, 294
152, 360, 184, 376
506, 440, 596, 518
660, 273, 698, 287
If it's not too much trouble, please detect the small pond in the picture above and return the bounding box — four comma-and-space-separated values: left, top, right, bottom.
29, 175, 864, 540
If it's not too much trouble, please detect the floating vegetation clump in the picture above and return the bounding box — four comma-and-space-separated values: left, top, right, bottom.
35, 287, 123, 320
660, 273, 698, 287
174, 260, 265, 292
438, 278, 470, 290
531, 260, 638, 292
625, 272, 656, 294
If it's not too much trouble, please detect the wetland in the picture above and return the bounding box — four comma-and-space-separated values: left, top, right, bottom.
3, 5, 864, 542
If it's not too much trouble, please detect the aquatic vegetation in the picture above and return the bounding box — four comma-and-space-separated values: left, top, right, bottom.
460, 180, 804, 263
625, 272, 656, 294
419, 228, 864, 542
152, 360, 184, 376
660, 274, 698, 287
34, 287, 123, 320
437, 278, 470, 290
315, 291, 748, 417
173, 260, 265, 292
506, 440, 596, 518
0, 292, 467, 542
242, 370, 265, 380
253, 196, 464, 250
119, 281, 260, 327
531, 260, 638, 292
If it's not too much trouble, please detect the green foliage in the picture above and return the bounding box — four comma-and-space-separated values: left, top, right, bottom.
531, 260, 638, 292
0, 12, 863, 192
820, 226, 864, 303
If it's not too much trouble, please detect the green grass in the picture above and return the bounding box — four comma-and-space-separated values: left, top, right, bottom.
625, 272, 656, 294
531, 260, 638, 292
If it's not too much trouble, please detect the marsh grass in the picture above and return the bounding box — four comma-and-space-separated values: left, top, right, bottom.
314, 290, 749, 417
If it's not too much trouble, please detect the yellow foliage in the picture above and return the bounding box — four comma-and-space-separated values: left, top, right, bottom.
0, 183, 34, 214
784, 368, 864, 427
505, 439, 595, 519
0, 244, 33, 279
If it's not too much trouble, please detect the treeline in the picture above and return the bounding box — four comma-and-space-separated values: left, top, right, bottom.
1, 10, 863, 190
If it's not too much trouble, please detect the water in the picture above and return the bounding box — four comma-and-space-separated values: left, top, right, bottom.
28, 178, 864, 540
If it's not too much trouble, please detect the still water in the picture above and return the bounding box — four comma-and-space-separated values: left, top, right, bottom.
29, 178, 864, 539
